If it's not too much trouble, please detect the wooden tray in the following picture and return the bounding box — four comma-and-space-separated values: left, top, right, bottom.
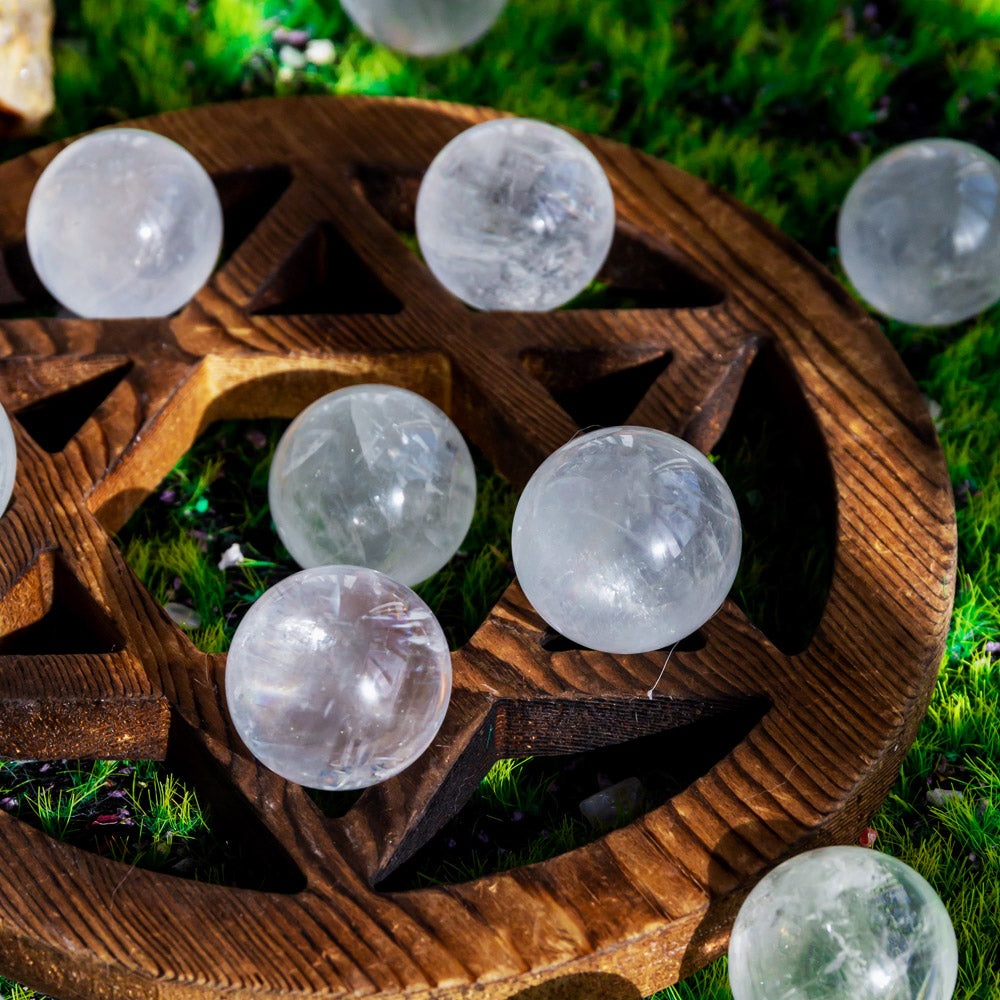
0, 97, 955, 1000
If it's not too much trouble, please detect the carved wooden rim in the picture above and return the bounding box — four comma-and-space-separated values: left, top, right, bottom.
0, 97, 955, 1000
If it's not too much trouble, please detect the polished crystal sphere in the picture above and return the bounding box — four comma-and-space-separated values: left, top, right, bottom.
729, 846, 958, 1000
340, 0, 507, 55
225, 565, 452, 791
0, 403, 15, 516
416, 118, 616, 311
26, 128, 223, 318
511, 427, 741, 654
269, 384, 476, 587
838, 138, 1000, 325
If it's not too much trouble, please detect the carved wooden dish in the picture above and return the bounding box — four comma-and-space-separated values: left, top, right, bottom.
0, 97, 955, 1000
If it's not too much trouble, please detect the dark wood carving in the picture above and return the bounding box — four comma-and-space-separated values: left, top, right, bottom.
0, 97, 955, 1000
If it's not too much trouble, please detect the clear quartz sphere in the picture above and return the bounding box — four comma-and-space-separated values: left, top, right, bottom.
225, 565, 452, 791
729, 846, 959, 1000
838, 138, 1000, 325
511, 426, 741, 654
26, 128, 223, 319
0, 403, 15, 516
340, 0, 507, 55
268, 384, 476, 587
416, 117, 616, 311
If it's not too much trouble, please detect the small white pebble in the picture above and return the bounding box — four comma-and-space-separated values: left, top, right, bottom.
218, 542, 245, 571
305, 39, 336, 65
164, 603, 202, 630
922, 395, 943, 428
279, 44, 307, 69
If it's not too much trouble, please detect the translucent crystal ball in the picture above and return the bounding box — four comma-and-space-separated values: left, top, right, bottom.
269, 384, 476, 587
26, 128, 223, 318
729, 846, 959, 1000
225, 565, 452, 791
511, 427, 741, 654
0, 403, 15, 516
340, 0, 507, 55
838, 138, 1000, 325
416, 118, 616, 311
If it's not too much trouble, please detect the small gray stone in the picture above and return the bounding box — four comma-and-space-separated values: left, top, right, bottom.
579, 777, 643, 828
926, 787, 963, 808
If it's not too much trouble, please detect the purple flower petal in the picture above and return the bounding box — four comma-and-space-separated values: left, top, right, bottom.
273, 27, 311, 47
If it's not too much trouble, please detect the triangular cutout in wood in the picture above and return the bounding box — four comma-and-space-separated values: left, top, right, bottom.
0, 553, 123, 655
13, 359, 133, 453
567, 225, 725, 310
161, 716, 308, 893
711, 342, 836, 655
0, 355, 131, 414
378, 697, 766, 890
520, 344, 672, 427
248, 222, 402, 316
0, 730, 306, 892
213, 164, 294, 268
351, 163, 423, 234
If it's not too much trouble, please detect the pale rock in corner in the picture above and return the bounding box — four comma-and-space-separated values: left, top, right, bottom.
0, 0, 55, 135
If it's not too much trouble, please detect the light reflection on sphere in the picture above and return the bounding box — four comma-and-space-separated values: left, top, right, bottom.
268, 384, 476, 587
225, 565, 452, 791
340, 0, 508, 55
416, 118, 616, 311
511, 426, 741, 654
838, 138, 1000, 325
26, 128, 222, 318
729, 846, 959, 1000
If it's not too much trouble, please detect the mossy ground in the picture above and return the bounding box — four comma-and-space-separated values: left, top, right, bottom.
2, 1, 1000, 997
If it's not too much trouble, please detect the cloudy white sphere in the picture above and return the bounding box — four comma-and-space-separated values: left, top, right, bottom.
729, 846, 959, 1000
225, 565, 452, 791
838, 138, 1000, 326
512, 427, 741, 653
26, 128, 223, 319
268, 384, 476, 587
416, 117, 616, 311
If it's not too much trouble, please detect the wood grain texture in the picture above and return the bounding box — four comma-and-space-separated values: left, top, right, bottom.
0, 96, 955, 1000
